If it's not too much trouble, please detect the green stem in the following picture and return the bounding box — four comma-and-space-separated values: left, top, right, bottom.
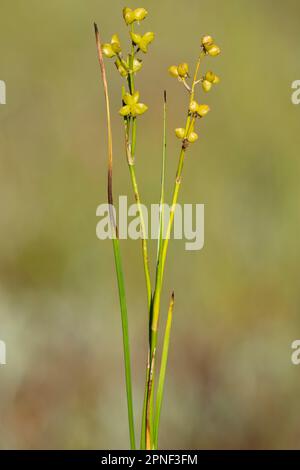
140, 351, 150, 449
94, 23, 136, 450
157, 91, 167, 265
125, 24, 153, 450
141, 91, 167, 449
125, 24, 152, 312
146, 55, 203, 450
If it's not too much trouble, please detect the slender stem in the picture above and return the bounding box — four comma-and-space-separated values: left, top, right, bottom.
157, 91, 167, 264
94, 23, 136, 450
152, 55, 202, 334
123, 24, 153, 449
140, 351, 150, 449
153, 291, 175, 448
160, 56, 202, 276
141, 91, 167, 450
125, 24, 152, 313
146, 54, 203, 450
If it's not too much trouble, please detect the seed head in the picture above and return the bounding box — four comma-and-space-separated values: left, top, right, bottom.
201, 35, 214, 47
123, 7, 135, 25
168, 65, 179, 78
123, 7, 148, 24
131, 31, 155, 53
207, 44, 221, 57
202, 80, 212, 92
115, 58, 128, 77
175, 128, 186, 140
188, 131, 199, 143
177, 63, 189, 78
102, 34, 122, 58
134, 8, 148, 22
119, 91, 148, 117
189, 101, 199, 113
189, 101, 210, 117
197, 104, 210, 117
132, 58, 143, 73
102, 43, 115, 58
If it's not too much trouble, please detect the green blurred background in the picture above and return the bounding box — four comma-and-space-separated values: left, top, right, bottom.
1, 0, 300, 449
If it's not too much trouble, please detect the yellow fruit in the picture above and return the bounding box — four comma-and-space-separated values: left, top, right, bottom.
207, 44, 221, 57
197, 104, 210, 117
123, 7, 135, 25
111, 34, 121, 54
188, 132, 199, 143
168, 65, 179, 78
102, 43, 115, 58
205, 71, 215, 83
177, 63, 189, 78
189, 101, 199, 113
132, 103, 148, 116
202, 35, 214, 47
175, 128, 185, 139
134, 8, 148, 21
202, 80, 212, 92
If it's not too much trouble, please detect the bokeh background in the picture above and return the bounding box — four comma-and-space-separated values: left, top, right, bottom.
1, 0, 300, 449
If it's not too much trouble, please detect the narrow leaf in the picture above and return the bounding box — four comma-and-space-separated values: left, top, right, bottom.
153, 291, 175, 448
94, 22, 136, 450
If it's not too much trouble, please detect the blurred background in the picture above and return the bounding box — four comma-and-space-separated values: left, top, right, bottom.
1, 0, 300, 449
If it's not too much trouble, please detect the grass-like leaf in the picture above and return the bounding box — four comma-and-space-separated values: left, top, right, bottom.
154, 291, 175, 448
94, 23, 136, 450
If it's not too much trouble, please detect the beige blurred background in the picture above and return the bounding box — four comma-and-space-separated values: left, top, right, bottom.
1, 0, 300, 449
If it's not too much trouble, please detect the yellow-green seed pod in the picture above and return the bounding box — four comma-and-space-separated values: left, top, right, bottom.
188, 132, 199, 143
139, 32, 155, 53
202, 80, 212, 92
102, 43, 116, 58
119, 105, 131, 116
207, 44, 221, 57
168, 65, 179, 78
202, 35, 214, 47
111, 34, 121, 54
130, 32, 142, 45
189, 100, 199, 113
132, 91, 140, 104
143, 32, 155, 44
197, 104, 210, 117
123, 92, 135, 106
205, 71, 215, 83
123, 7, 135, 25
134, 8, 148, 21
175, 128, 185, 139
205, 71, 220, 84
132, 103, 148, 116
115, 58, 128, 77
132, 58, 143, 73
177, 63, 189, 78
